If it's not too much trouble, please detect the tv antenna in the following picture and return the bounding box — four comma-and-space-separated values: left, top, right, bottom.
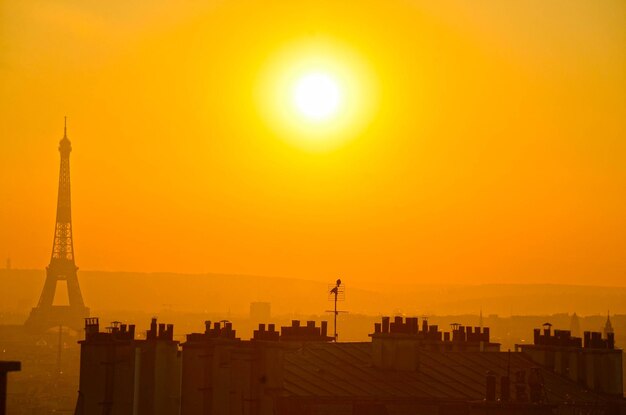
325, 279, 348, 342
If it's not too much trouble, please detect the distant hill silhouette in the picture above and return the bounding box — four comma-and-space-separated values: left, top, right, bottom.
1, 269, 625, 316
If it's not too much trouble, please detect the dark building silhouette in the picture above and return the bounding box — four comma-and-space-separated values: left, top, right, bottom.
180, 320, 332, 415
25, 119, 89, 332
0, 361, 20, 415
74, 318, 180, 415
517, 323, 623, 396
74, 316, 625, 415
370, 317, 500, 372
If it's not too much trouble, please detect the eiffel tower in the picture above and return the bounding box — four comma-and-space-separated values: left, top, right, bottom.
25, 118, 89, 332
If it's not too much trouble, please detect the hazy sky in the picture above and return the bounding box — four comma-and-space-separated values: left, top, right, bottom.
1, 0, 625, 287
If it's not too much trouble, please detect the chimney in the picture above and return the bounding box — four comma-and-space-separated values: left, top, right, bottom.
543, 323, 551, 336
279, 320, 330, 342
147, 318, 157, 340
392, 316, 403, 333
382, 317, 390, 333
483, 327, 490, 343
591, 331, 601, 348
84, 318, 100, 338
406, 317, 419, 335
428, 325, 441, 341
253, 322, 280, 341
453, 326, 466, 342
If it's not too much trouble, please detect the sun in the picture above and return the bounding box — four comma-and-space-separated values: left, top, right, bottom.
256, 38, 378, 150
293, 72, 342, 121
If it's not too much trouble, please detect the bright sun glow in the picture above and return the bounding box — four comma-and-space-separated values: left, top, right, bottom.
257, 38, 378, 151
293, 72, 341, 121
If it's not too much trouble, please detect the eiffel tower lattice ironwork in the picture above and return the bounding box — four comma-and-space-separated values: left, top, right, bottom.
25, 118, 89, 331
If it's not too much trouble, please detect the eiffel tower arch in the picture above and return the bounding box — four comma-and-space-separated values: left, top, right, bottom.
25, 118, 89, 332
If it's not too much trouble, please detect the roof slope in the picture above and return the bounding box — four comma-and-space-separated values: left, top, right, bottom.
282, 342, 605, 404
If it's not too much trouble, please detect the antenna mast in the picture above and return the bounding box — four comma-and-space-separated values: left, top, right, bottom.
326, 279, 347, 342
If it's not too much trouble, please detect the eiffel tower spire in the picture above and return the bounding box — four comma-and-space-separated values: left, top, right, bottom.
50, 116, 75, 265
25, 118, 89, 331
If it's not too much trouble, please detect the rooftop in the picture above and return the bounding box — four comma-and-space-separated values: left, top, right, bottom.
281, 342, 607, 404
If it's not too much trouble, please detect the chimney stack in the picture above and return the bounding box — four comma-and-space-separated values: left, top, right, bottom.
382, 316, 390, 333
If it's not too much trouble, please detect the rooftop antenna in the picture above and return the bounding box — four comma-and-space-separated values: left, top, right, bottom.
325, 278, 347, 342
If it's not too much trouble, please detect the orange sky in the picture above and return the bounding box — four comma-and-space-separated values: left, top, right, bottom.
1, 0, 625, 287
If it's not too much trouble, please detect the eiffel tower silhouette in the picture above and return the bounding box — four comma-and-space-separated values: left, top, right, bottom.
25, 118, 89, 332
